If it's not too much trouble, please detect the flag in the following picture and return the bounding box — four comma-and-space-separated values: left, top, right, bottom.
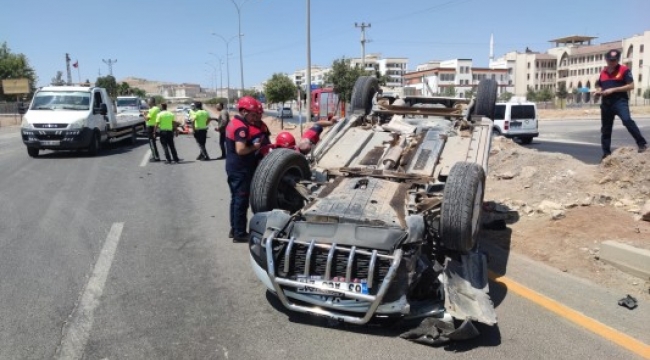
73, 60, 79, 68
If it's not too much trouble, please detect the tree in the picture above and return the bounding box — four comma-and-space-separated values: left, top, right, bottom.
441, 85, 456, 97
537, 88, 553, 102
464, 88, 476, 99
555, 83, 569, 109
95, 75, 118, 99
323, 58, 371, 103
499, 91, 513, 102
264, 73, 296, 107
117, 81, 131, 95
0, 42, 37, 101
526, 86, 537, 102
51, 71, 66, 86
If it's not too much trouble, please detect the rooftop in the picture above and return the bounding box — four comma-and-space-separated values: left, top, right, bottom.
549, 35, 597, 44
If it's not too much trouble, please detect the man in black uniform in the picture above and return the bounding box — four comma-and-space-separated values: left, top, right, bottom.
224, 96, 264, 242
595, 49, 647, 159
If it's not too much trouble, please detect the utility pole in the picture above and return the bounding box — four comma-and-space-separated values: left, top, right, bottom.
354, 22, 371, 69
305, 0, 311, 135
65, 53, 72, 85
102, 59, 117, 76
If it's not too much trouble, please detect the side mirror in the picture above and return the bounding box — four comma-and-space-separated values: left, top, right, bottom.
99, 103, 108, 116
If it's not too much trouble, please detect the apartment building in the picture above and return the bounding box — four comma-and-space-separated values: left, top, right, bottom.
291, 66, 331, 89
403, 59, 512, 98
492, 31, 650, 104
159, 83, 202, 101
349, 54, 408, 87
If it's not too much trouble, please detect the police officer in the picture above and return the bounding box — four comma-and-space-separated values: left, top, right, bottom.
225, 96, 267, 242
595, 49, 647, 159
145, 97, 161, 162
191, 102, 211, 161
154, 103, 181, 164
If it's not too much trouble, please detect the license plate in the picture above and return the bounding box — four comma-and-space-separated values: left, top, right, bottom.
41, 140, 60, 146
510, 121, 521, 128
296, 276, 369, 295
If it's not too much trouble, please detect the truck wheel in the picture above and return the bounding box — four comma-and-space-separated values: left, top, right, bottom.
440, 162, 486, 253
88, 131, 100, 156
473, 79, 498, 120
27, 147, 39, 158
251, 148, 311, 214
350, 76, 379, 115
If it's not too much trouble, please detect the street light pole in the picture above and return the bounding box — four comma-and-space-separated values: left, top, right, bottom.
208, 52, 224, 98
230, 0, 250, 97
212, 33, 237, 106
204, 62, 217, 94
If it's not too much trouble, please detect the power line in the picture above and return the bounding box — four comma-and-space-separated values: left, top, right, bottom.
354, 22, 371, 68
102, 59, 117, 77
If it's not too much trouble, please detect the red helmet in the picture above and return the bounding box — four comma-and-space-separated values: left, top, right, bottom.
255, 102, 264, 114
237, 96, 258, 112
275, 131, 296, 148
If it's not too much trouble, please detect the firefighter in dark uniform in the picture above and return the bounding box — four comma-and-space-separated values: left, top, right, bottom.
225, 96, 270, 242
595, 49, 647, 159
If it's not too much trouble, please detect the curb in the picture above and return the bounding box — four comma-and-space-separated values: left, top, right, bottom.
600, 240, 650, 280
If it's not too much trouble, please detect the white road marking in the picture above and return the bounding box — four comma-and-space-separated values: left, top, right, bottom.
56, 223, 125, 360
536, 137, 600, 146
140, 149, 151, 167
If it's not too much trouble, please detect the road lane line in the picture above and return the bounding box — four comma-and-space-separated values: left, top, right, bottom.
140, 149, 151, 167
56, 223, 125, 360
489, 271, 650, 359
536, 137, 600, 146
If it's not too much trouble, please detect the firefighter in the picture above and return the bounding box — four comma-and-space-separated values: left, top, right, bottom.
225, 96, 268, 242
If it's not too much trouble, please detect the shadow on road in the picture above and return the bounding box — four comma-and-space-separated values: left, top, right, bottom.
32, 138, 147, 159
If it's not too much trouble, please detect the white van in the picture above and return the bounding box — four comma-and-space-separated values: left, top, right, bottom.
492, 102, 539, 144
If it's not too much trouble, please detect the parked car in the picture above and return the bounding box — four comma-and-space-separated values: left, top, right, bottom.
492, 101, 539, 144
277, 107, 293, 118
247, 76, 499, 345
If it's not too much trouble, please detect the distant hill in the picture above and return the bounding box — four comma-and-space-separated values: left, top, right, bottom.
119, 77, 176, 96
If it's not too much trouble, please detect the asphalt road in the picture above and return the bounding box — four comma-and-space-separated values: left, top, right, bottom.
523, 116, 650, 164
0, 125, 648, 359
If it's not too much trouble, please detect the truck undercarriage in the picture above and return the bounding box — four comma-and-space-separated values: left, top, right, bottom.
248, 77, 499, 345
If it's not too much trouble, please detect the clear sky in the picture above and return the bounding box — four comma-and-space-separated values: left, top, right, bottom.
1, 0, 649, 90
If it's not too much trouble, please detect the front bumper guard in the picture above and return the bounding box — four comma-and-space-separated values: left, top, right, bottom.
263, 231, 403, 325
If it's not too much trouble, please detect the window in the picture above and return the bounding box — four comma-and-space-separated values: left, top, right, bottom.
493, 105, 506, 120
641, 44, 645, 53
640, 59, 644, 67
638, 88, 642, 96
527, 62, 530, 69
527, 74, 530, 80
639, 74, 643, 83
511, 105, 536, 120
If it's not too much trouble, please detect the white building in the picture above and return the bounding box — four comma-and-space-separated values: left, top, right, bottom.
404, 59, 512, 98
291, 66, 331, 89
349, 54, 408, 87
491, 31, 650, 104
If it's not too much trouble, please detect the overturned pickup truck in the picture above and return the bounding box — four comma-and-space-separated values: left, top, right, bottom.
248, 76, 498, 345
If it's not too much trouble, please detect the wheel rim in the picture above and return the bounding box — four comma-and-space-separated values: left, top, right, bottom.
276, 167, 306, 212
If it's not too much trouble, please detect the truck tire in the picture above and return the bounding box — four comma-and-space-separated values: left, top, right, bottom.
251, 148, 311, 214
350, 76, 379, 115
27, 147, 39, 158
440, 162, 486, 253
88, 131, 100, 156
473, 79, 498, 120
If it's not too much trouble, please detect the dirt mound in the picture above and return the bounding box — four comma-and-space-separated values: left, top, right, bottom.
484, 136, 650, 298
